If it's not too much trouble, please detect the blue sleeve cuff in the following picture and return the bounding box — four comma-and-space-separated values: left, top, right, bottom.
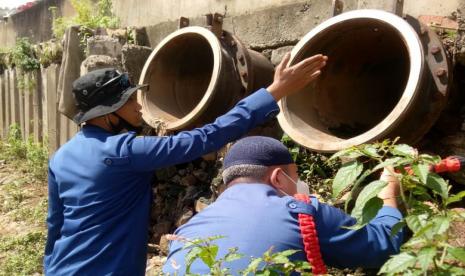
242, 88, 280, 120
375, 206, 403, 220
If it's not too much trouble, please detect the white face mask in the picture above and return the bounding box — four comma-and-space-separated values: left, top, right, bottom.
280, 171, 310, 196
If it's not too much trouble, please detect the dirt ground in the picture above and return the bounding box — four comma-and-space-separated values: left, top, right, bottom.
0, 160, 48, 275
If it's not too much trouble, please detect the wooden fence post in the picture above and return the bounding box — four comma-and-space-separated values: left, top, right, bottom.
24, 72, 34, 141
0, 73, 4, 138
4, 70, 10, 134
32, 70, 42, 143
44, 64, 60, 155
19, 73, 25, 140
9, 69, 20, 127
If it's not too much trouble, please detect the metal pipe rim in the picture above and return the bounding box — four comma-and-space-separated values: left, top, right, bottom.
139, 26, 222, 130
278, 9, 424, 152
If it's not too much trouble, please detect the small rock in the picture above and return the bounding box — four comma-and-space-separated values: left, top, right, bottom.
193, 170, 209, 182
195, 198, 210, 213
145, 255, 166, 276
151, 221, 172, 243
270, 46, 294, 66
147, 243, 160, 254
159, 234, 170, 256
176, 208, 194, 227
180, 175, 197, 186
178, 169, 186, 176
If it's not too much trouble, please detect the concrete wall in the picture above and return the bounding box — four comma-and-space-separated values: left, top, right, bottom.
0, 0, 74, 47
1, 0, 463, 47
113, 0, 465, 28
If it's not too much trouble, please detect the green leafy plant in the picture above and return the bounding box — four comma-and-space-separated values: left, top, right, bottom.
8, 37, 41, 89
329, 139, 465, 275
2, 124, 48, 180
164, 235, 312, 275
50, 0, 120, 46
34, 40, 63, 68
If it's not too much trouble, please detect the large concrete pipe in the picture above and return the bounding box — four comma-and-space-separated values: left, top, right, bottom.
139, 23, 274, 131
278, 9, 451, 152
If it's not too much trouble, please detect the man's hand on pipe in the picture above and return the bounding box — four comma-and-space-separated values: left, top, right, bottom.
267, 52, 328, 101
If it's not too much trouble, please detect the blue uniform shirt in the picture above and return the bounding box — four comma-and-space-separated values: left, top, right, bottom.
44, 89, 279, 275
163, 183, 403, 274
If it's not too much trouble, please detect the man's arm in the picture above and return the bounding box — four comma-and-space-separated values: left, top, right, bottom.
128, 89, 278, 171
311, 168, 403, 268
128, 53, 327, 172
44, 167, 64, 271
311, 199, 403, 268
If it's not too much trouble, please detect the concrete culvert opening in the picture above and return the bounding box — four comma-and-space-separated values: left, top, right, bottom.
278, 10, 433, 152
140, 27, 221, 130
145, 34, 215, 121
140, 26, 275, 131
287, 19, 410, 139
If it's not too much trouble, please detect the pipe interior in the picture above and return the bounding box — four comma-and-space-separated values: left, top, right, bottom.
144, 34, 215, 122
285, 19, 410, 141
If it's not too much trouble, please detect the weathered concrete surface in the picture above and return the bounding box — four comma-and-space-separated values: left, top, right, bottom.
87, 36, 123, 59
58, 26, 85, 120
121, 44, 152, 84
271, 46, 293, 66
80, 55, 121, 76
114, 0, 464, 29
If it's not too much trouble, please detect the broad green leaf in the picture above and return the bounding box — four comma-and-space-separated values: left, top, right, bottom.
403, 236, 427, 248
271, 254, 290, 264
360, 144, 381, 158
332, 160, 363, 198
346, 197, 383, 230
431, 216, 450, 235
351, 180, 387, 219
378, 252, 417, 274
417, 247, 436, 272
390, 221, 406, 239
273, 249, 299, 258
425, 173, 449, 199
360, 197, 384, 224
329, 147, 359, 161
437, 264, 465, 275
405, 214, 428, 233
391, 144, 416, 158
224, 252, 243, 263
185, 246, 202, 273
419, 154, 441, 164
446, 190, 465, 206
412, 164, 430, 184
223, 247, 243, 263
412, 223, 434, 239
199, 245, 218, 267
448, 247, 465, 263
242, 258, 263, 274
372, 157, 402, 172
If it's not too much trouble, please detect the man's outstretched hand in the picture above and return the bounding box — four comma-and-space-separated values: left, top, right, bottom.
267, 52, 328, 101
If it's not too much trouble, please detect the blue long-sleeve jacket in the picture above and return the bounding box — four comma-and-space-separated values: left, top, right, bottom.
44, 89, 279, 275
163, 184, 403, 275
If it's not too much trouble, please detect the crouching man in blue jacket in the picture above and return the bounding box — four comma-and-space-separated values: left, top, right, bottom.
163, 136, 403, 275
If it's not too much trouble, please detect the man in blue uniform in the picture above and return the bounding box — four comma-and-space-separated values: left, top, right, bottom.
163, 136, 403, 274
44, 53, 328, 275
